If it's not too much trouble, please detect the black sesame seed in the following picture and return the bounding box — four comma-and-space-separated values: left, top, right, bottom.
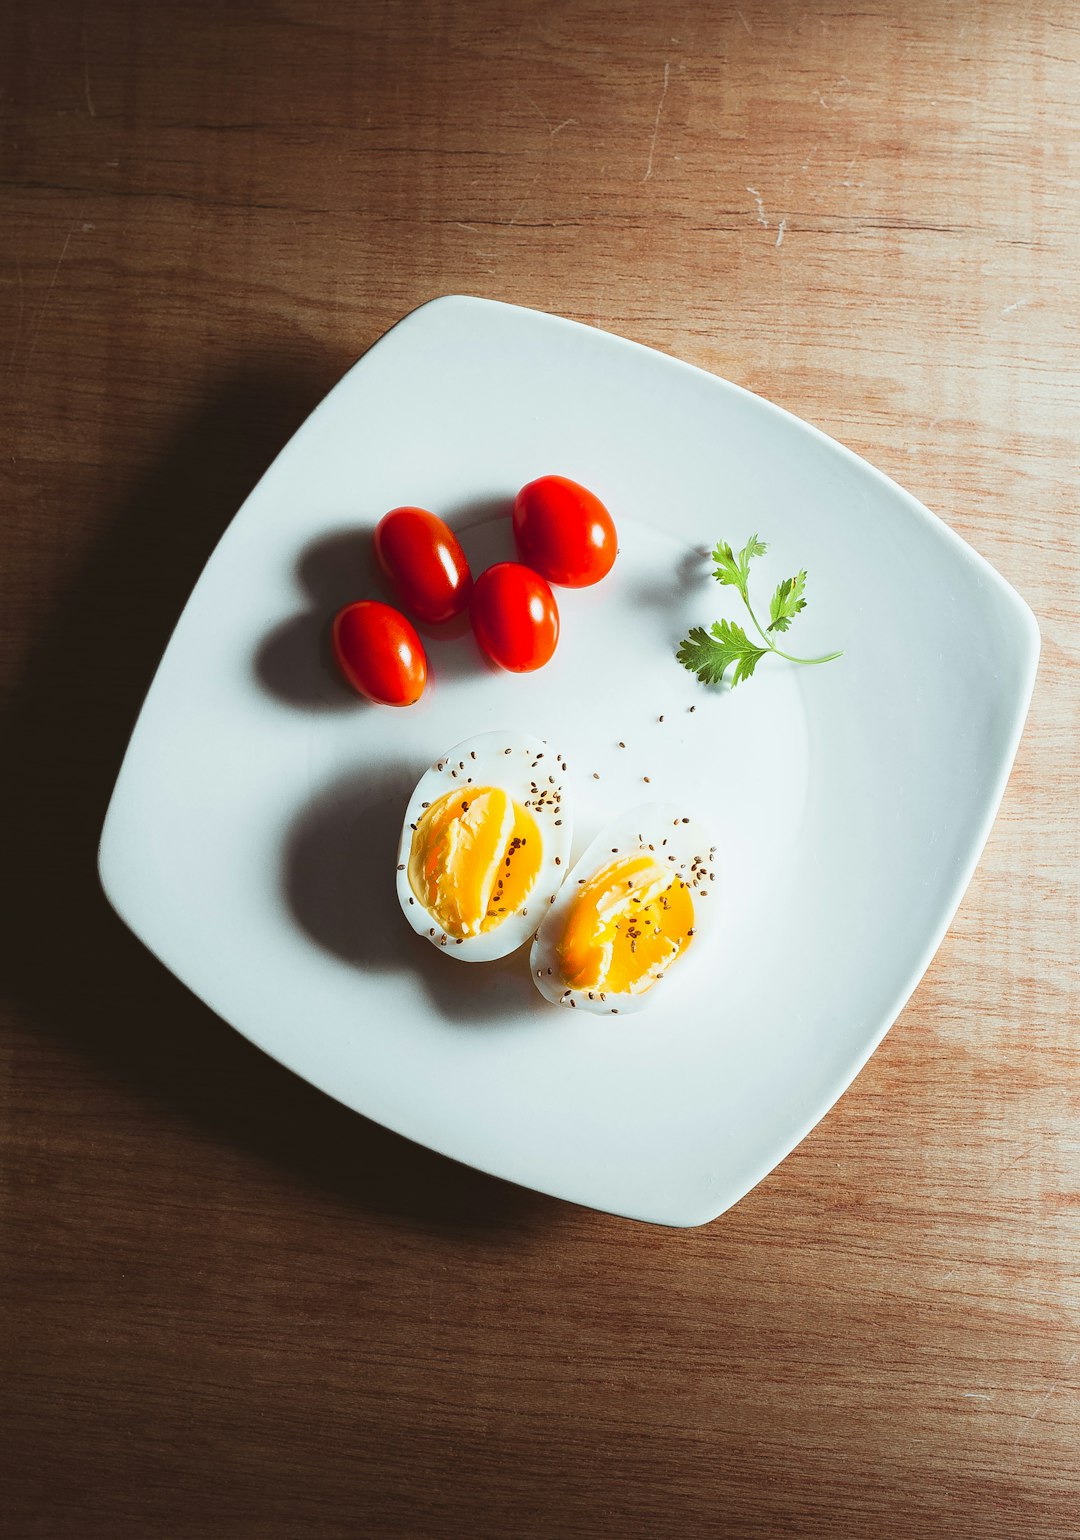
643, 776, 650, 783
397, 864, 405, 871
555, 857, 561, 865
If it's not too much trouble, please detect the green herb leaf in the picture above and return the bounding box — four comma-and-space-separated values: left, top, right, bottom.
768, 570, 807, 633
711, 534, 767, 596
710, 541, 746, 593
676, 619, 767, 687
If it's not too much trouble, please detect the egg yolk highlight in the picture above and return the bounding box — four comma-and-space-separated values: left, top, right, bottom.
556, 853, 694, 996
408, 786, 542, 939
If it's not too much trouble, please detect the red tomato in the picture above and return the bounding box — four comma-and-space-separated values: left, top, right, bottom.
332, 601, 427, 706
469, 563, 559, 673
512, 475, 617, 588
373, 506, 472, 624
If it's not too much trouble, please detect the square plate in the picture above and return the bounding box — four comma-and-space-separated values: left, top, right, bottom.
99, 296, 1039, 1226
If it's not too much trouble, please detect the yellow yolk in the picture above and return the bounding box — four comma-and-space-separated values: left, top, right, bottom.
408, 786, 542, 939
556, 853, 695, 996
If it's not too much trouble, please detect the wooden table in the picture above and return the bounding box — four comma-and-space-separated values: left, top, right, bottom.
3, 3, 1077, 1535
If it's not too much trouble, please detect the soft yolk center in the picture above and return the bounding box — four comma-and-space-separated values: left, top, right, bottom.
556, 853, 695, 996
408, 786, 542, 938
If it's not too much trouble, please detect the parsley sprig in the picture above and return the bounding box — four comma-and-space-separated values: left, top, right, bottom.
677, 535, 841, 688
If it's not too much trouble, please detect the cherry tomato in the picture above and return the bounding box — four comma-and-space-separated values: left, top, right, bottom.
332, 600, 427, 706
469, 562, 559, 673
512, 475, 617, 588
373, 506, 472, 624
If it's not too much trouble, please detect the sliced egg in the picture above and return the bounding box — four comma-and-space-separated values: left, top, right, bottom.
529, 804, 716, 1015
396, 731, 572, 961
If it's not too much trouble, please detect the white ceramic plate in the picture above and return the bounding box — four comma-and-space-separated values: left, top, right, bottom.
99, 296, 1039, 1226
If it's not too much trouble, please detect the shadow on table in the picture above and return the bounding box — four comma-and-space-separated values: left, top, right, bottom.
3, 352, 552, 1237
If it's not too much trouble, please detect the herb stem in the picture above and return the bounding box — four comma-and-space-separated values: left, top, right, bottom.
744, 591, 842, 666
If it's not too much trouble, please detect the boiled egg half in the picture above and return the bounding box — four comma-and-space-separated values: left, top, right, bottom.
529, 804, 716, 1014
396, 731, 572, 961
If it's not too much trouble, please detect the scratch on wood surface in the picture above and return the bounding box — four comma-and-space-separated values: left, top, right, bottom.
521, 88, 578, 141
81, 22, 96, 118
1013, 1352, 1077, 1445
642, 61, 670, 182
962, 1392, 992, 1400
801, 142, 819, 172
21, 227, 76, 370
508, 167, 544, 224
746, 186, 768, 226
775, 218, 786, 247
1001, 296, 1032, 316
7, 250, 25, 368
998, 1139, 1042, 1175
735, 7, 753, 33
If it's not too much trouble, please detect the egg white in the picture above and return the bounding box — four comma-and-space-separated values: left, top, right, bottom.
396, 730, 573, 962
529, 802, 717, 1014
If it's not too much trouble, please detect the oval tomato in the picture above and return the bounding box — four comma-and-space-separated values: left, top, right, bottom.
469, 563, 559, 673
373, 506, 472, 624
332, 600, 427, 706
512, 475, 617, 588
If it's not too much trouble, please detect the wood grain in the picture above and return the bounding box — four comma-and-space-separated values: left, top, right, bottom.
2, 2, 1077, 1536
